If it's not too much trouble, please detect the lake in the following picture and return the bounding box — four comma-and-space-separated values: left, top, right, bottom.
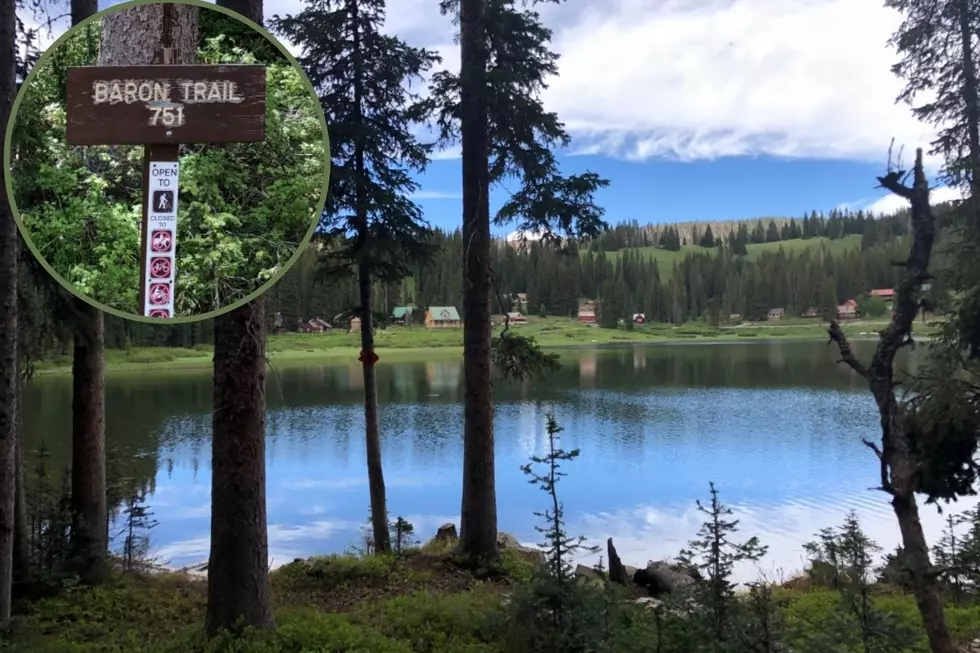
23, 339, 972, 581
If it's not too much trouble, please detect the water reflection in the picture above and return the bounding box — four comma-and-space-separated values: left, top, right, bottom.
22, 340, 949, 579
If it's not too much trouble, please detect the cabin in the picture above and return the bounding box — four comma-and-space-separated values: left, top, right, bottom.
392, 306, 415, 326
729, 313, 742, 323
349, 317, 362, 333
837, 299, 859, 320
425, 306, 462, 328
301, 317, 332, 333
578, 309, 596, 324
506, 312, 528, 325
801, 307, 820, 318
632, 313, 646, 324
515, 293, 529, 312
767, 308, 784, 321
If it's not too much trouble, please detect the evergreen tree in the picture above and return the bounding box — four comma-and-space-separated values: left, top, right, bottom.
676, 482, 768, 645
274, 0, 440, 556
430, 0, 609, 561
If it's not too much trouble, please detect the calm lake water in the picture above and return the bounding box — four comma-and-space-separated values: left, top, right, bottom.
24, 340, 974, 581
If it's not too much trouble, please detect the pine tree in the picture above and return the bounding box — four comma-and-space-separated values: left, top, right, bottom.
430, 0, 608, 561
273, 0, 439, 556
676, 482, 768, 644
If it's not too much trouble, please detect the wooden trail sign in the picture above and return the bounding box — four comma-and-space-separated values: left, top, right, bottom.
64, 62, 266, 317
65, 64, 266, 145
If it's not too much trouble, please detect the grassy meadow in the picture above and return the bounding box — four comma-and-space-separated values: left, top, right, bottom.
32, 314, 933, 375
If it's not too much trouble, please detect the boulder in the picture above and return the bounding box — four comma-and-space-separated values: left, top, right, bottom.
435, 523, 458, 545
497, 531, 546, 566
633, 561, 696, 596
574, 563, 605, 586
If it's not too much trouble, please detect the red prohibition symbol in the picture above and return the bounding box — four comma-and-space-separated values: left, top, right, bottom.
148, 309, 170, 318
148, 282, 171, 305
149, 256, 172, 279
151, 229, 173, 253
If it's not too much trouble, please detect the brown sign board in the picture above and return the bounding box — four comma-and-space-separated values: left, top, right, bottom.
65, 64, 266, 146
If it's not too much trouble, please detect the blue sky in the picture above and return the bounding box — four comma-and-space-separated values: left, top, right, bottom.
49, 0, 962, 236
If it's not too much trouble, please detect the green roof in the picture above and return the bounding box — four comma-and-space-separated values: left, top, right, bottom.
428, 306, 461, 321
392, 306, 415, 318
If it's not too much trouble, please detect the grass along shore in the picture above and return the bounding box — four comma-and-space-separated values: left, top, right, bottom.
33, 315, 938, 375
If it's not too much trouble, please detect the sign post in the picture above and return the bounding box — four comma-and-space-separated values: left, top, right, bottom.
65, 56, 266, 317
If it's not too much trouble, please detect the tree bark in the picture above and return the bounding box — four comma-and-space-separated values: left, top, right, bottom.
359, 264, 389, 553
12, 372, 28, 590
828, 150, 957, 653
69, 300, 107, 583
205, 300, 275, 634
70, 0, 98, 28
349, 0, 389, 554
458, 0, 497, 561
206, 0, 275, 635
216, 0, 262, 25
0, 0, 18, 628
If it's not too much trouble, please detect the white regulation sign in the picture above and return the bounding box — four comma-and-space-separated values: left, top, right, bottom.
144, 160, 179, 318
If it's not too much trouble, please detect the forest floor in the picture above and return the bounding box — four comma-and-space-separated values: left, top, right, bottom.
34, 316, 937, 375
7, 541, 980, 653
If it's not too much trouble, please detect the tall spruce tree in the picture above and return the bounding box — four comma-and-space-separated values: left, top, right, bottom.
272, 0, 439, 554
207, 0, 275, 635
430, 0, 609, 560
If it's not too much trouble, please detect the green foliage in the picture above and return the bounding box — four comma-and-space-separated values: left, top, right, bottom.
272, 0, 439, 285
857, 294, 889, 318
675, 482, 768, 646
10, 26, 324, 315
797, 512, 919, 652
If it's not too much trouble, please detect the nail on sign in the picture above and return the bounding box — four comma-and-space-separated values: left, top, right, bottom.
65, 64, 266, 145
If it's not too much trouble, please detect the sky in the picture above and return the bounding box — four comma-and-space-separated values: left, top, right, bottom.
28, 0, 965, 235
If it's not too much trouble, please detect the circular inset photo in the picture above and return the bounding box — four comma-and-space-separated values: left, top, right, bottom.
6, 0, 329, 322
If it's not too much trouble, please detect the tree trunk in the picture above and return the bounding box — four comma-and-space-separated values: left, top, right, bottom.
205, 300, 275, 634
70, 0, 98, 27
0, 0, 18, 628
829, 150, 957, 653
458, 0, 497, 561
12, 372, 28, 590
69, 300, 107, 583
216, 0, 262, 25
349, 0, 389, 555
359, 263, 389, 553
206, 0, 275, 635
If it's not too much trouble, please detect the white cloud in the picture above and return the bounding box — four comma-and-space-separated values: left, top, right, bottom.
71, 0, 941, 165
863, 185, 965, 215
411, 190, 462, 200
377, 0, 938, 164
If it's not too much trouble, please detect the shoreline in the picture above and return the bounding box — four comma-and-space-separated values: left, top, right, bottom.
29, 325, 907, 377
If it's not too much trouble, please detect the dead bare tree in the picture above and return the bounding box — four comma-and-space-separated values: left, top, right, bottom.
827, 147, 958, 653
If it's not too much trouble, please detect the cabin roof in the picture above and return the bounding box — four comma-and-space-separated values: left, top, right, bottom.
428, 306, 461, 321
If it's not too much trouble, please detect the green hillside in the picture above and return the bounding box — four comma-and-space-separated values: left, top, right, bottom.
596, 234, 862, 269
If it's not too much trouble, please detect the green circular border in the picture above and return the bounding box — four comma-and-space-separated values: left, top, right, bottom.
3, 0, 331, 325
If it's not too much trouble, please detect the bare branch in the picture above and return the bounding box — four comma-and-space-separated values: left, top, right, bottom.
827, 319, 869, 378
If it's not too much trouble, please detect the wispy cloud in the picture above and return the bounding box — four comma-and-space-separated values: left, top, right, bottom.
411, 190, 462, 200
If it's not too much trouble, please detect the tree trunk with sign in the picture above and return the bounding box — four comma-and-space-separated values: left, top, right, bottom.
349, 0, 390, 555
0, 0, 17, 624
206, 0, 275, 636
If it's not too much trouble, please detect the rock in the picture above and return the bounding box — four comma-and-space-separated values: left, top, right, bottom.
497, 531, 546, 566
607, 538, 631, 587
574, 564, 605, 586
633, 561, 696, 596
435, 523, 458, 545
